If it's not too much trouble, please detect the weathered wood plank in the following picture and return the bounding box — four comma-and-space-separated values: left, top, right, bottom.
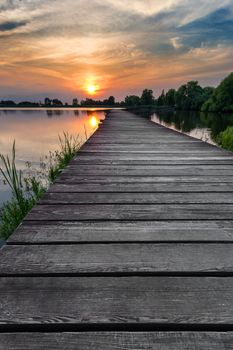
1, 277, 233, 325
49, 182, 233, 193
78, 150, 228, 155
56, 175, 233, 183
63, 164, 233, 176
72, 156, 233, 165
71, 160, 233, 166
9, 221, 233, 243
80, 145, 223, 152
82, 142, 218, 149
1, 332, 233, 350
25, 204, 233, 221
87, 138, 203, 144
1, 243, 233, 275
39, 192, 233, 204
89, 137, 204, 143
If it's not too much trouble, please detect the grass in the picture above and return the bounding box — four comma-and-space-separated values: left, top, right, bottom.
48, 132, 81, 182
216, 126, 233, 152
0, 132, 81, 240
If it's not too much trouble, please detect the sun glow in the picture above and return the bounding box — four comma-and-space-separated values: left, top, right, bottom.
90, 116, 98, 128
86, 85, 97, 95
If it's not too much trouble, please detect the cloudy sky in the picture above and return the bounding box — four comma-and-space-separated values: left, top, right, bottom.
0, 0, 233, 101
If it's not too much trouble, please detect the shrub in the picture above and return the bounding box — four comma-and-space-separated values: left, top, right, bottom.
217, 126, 233, 151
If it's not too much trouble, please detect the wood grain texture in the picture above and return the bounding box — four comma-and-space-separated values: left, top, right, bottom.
39, 192, 233, 204
49, 182, 233, 192
55, 175, 233, 183
71, 157, 233, 165
63, 164, 233, 176
1, 276, 233, 325
1, 243, 233, 275
9, 220, 233, 243
25, 203, 233, 221
76, 152, 231, 158
1, 332, 233, 350
88, 138, 204, 143
79, 148, 226, 154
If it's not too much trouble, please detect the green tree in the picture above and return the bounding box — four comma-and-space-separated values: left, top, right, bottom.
107, 96, 115, 105
72, 98, 78, 106
175, 81, 205, 110
125, 95, 141, 106
202, 87, 215, 100
157, 90, 165, 106
202, 73, 233, 112
165, 89, 176, 106
140, 89, 155, 105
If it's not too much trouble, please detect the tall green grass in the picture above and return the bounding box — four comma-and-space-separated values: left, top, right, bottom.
48, 132, 81, 182
0, 132, 81, 240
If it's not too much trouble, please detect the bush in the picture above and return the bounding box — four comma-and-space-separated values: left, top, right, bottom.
217, 126, 233, 151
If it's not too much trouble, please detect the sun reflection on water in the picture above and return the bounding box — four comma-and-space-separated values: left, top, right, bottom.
89, 115, 98, 128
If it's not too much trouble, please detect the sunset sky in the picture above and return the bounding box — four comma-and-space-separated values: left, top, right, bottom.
0, 0, 233, 102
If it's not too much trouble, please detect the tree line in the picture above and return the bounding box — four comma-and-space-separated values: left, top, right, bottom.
156, 72, 233, 112
0, 72, 232, 112
0, 89, 155, 108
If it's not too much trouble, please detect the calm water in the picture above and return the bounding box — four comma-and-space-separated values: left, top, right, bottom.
136, 108, 233, 146
0, 108, 108, 208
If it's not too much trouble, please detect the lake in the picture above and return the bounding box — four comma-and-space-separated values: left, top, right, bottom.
0, 108, 108, 209
150, 109, 233, 145
1, 108, 233, 210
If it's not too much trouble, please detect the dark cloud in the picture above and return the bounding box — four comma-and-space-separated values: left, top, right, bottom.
0, 21, 27, 32
179, 8, 233, 48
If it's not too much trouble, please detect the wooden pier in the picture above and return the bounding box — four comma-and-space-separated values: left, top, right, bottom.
1, 109, 233, 348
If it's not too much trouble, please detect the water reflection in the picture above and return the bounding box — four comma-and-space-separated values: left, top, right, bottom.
151, 110, 215, 144
0, 108, 107, 207
89, 116, 98, 128
133, 108, 233, 145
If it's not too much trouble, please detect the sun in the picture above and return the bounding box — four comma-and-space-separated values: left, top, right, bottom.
87, 85, 97, 95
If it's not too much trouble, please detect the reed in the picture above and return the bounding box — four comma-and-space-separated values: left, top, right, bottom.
0, 132, 81, 239
48, 132, 81, 182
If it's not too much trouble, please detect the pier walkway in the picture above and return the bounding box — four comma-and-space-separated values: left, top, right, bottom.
1, 110, 233, 348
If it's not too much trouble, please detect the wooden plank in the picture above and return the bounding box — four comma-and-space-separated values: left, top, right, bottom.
25, 204, 233, 221
2, 332, 233, 350
89, 136, 203, 142
98, 128, 170, 132
39, 192, 233, 204
82, 145, 221, 151
1, 276, 233, 325
1, 243, 233, 275
79, 150, 227, 155
9, 221, 233, 243
63, 164, 233, 176
93, 130, 190, 134
87, 139, 205, 144
71, 158, 233, 165
49, 182, 233, 193
72, 156, 233, 164
81, 144, 221, 151
55, 175, 233, 183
